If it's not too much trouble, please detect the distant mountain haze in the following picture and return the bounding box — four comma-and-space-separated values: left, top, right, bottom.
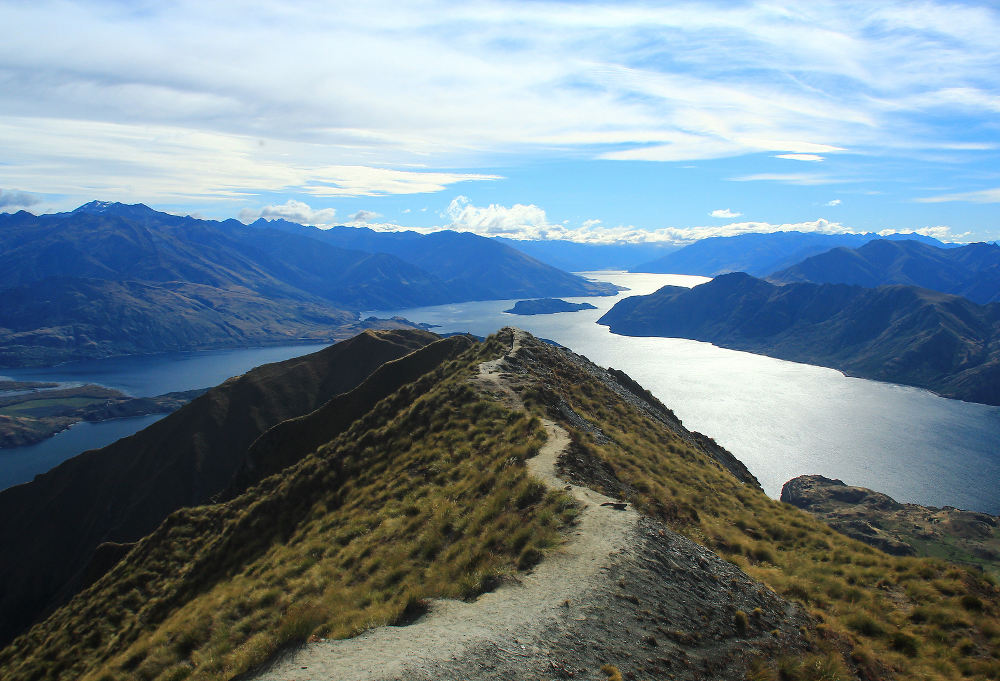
255, 220, 620, 300
0, 202, 615, 366
770, 239, 1000, 304
630, 231, 951, 277
599, 273, 1000, 406
493, 237, 678, 271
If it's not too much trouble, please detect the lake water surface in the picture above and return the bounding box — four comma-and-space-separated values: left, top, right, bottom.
364, 271, 1000, 514
0, 342, 330, 490
3, 274, 998, 514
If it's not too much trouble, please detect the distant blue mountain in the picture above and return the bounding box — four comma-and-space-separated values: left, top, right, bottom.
0, 202, 615, 366
493, 237, 678, 272
599, 272, 1000, 406
256, 221, 619, 300
630, 231, 950, 277
770, 239, 1000, 304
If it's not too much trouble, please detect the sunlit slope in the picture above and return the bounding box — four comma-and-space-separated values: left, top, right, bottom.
1, 330, 996, 681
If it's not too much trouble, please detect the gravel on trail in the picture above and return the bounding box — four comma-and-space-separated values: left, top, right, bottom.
248, 329, 810, 681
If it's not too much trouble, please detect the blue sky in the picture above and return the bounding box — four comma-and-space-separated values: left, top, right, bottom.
1, 0, 998, 244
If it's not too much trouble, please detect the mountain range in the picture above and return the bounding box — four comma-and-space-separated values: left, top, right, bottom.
770, 239, 1000, 304
1, 328, 995, 681
493, 237, 678, 272
598, 272, 1000, 406
630, 231, 950, 277
0, 202, 615, 366
253, 220, 620, 301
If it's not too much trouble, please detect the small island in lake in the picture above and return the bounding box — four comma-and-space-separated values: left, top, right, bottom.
504, 298, 598, 315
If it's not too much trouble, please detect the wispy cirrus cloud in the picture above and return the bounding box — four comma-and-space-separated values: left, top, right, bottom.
916, 187, 1000, 203
0, 1, 998, 206
728, 173, 844, 186
775, 154, 825, 162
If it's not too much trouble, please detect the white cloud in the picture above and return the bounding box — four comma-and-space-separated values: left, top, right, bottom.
0, 188, 40, 209
349, 209, 380, 222
435, 197, 957, 246
710, 209, 742, 218
826, 199, 842, 206
0, 1, 998, 203
915, 187, 1000, 203
239, 200, 339, 226
445, 196, 557, 239
775, 154, 825, 162
0, 117, 501, 202
729, 173, 842, 186
877, 225, 959, 240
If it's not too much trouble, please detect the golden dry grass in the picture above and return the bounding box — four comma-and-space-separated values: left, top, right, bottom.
523, 346, 1000, 681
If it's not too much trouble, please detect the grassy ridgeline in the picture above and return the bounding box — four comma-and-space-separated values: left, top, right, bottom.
516, 339, 1000, 681
0, 337, 576, 681
1, 330, 997, 681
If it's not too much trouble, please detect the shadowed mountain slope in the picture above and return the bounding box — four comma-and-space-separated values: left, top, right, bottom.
0, 329, 439, 646
257, 221, 620, 300
0, 203, 617, 365
0, 203, 450, 308
493, 237, 677, 271
630, 231, 949, 277
770, 239, 1000, 304
0, 204, 450, 365
0, 277, 358, 367
599, 273, 1000, 405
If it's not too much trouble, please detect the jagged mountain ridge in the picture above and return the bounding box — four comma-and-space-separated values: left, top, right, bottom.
770, 239, 1000, 304
598, 272, 1000, 405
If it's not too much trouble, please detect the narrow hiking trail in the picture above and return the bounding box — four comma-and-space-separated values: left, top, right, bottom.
250, 329, 641, 681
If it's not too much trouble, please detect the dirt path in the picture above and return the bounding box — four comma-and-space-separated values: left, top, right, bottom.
250, 329, 640, 681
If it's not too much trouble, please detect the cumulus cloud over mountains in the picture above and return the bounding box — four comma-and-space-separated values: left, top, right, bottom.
239, 200, 339, 226
0, 189, 40, 210
237, 196, 959, 244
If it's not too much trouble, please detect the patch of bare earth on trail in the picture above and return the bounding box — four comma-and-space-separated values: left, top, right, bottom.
250, 329, 809, 681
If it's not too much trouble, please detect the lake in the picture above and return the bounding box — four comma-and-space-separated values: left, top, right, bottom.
363, 271, 1000, 515
2, 272, 998, 514
0, 342, 330, 490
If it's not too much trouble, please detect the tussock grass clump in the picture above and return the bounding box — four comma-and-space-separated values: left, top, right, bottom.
523, 345, 1000, 681
0, 337, 577, 681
